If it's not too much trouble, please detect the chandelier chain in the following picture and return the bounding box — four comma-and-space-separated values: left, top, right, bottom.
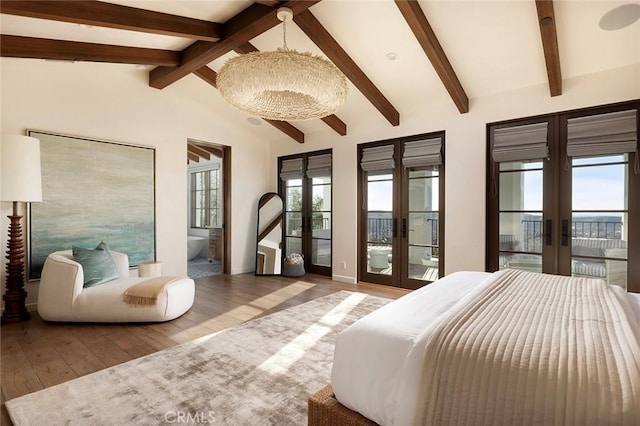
283, 19, 288, 50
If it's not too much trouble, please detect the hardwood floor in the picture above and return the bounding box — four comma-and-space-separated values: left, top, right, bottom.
1, 273, 408, 424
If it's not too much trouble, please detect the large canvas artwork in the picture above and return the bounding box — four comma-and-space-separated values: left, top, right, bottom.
28, 130, 155, 280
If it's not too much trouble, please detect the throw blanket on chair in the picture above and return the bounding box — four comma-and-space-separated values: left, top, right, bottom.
123, 276, 180, 306
416, 269, 640, 426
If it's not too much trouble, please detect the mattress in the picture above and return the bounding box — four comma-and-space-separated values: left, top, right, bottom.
331, 271, 492, 426
331, 271, 640, 426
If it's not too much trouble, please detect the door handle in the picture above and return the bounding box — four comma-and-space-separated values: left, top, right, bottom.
545, 219, 552, 246
402, 218, 407, 238
561, 219, 569, 246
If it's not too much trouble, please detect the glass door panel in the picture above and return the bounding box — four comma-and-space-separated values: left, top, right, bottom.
570, 155, 628, 289
279, 151, 333, 276
310, 176, 331, 268
312, 239, 331, 267
498, 160, 544, 272
284, 179, 303, 257
359, 134, 445, 289
405, 170, 439, 284
366, 174, 393, 276
488, 103, 640, 291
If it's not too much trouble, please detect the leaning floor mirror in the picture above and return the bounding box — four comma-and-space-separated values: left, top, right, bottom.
255, 192, 284, 276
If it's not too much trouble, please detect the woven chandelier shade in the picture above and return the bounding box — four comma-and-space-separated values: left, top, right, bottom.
216, 8, 348, 122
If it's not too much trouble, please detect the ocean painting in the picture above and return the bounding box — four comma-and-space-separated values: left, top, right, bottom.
28, 131, 155, 280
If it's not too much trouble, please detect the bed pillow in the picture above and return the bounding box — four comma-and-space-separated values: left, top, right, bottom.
72, 243, 120, 288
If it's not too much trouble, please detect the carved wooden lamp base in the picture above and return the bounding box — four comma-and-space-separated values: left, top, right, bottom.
2, 203, 31, 324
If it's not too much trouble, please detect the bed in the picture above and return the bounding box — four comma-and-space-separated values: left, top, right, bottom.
310, 269, 640, 426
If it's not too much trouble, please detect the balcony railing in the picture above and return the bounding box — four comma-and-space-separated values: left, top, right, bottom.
368, 217, 393, 243
286, 216, 329, 235
367, 217, 438, 247
521, 220, 543, 253
573, 221, 622, 239
519, 219, 623, 252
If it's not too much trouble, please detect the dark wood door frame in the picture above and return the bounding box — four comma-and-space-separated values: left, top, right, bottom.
358, 132, 445, 290
485, 99, 640, 292
188, 140, 231, 274
278, 149, 333, 277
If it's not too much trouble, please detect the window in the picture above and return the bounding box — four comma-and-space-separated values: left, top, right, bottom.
279, 150, 332, 276
191, 168, 221, 228
358, 132, 445, 289
487, 101, 640, 292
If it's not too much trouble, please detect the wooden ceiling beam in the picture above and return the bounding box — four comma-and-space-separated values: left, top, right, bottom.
235, 41, 348, 136
255, 1, 285, 6
195, 144, 223, 158
395, 1, 468, 114
0, 34, 180, 66
187, 143, 211, 161
0, 1, 222, 42
193, 66, 305, 144
535, 0, 562, 97
258, 215, 282, 242
193, 65, 219, 87
149, 1, 320, 90
320, 115, 347, 136
262, 119, 305, 144
294, 10, 400, 127
187, 152, 200, 163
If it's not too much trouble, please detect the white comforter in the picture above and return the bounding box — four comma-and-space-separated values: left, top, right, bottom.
331, 270, 640, 426
331, 271, 492, 425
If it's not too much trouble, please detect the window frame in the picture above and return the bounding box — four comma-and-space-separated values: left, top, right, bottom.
357, 131, 446, 290
278, 149, 333, 277
190, 167, 221, 229
486, 100, 640, 292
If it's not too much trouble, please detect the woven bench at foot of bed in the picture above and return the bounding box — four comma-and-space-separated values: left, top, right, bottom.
308, 384, 378, 426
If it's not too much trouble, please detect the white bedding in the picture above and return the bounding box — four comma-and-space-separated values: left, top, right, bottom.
331, 270, 640, 426
331, 271, 492, 425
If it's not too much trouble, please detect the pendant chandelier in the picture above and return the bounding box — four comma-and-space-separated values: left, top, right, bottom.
216, 7, 349, 121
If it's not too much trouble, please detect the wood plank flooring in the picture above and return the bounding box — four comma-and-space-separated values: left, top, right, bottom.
1, 273, 408, 425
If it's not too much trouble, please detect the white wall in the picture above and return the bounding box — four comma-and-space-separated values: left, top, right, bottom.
270, 64, 640, 283
1, 58, 638, 309
1, 58, 274, 309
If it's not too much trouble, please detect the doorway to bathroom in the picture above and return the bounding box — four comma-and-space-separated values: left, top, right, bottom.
187, 140, 231, 278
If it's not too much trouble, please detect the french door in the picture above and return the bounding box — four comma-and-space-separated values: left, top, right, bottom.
279, 150, 332, 276
358, 133, 445, 289
487, 100, 640, 292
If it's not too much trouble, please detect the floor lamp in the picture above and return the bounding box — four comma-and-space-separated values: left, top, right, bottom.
1, 135, 42, 323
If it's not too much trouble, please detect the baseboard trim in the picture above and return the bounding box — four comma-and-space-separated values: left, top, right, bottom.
231, 266, 255, 275
331, 274, 356, 284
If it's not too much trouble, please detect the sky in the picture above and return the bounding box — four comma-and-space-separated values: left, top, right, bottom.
524, 158, 626, 212
366, 157, 627, 214
367, 175, 439, 211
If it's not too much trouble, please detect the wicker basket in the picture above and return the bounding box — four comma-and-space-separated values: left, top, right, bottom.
283, 262, 305, 277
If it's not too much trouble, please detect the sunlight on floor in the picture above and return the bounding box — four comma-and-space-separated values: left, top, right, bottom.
173, 281, 316, 343
248, 281, 316, 311
257, 292, 367, 375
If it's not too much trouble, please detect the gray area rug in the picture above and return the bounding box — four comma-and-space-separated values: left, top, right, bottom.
6, 291, 391, 425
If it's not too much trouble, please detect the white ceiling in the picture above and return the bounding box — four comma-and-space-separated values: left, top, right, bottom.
1, 1, 638, 141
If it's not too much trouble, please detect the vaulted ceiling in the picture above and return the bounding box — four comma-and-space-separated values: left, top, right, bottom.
1, 1, 638, 144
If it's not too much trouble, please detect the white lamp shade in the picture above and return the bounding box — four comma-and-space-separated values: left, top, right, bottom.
1, 135, 43, 202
